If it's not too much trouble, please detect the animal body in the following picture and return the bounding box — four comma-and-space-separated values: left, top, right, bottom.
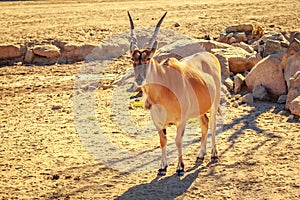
128, 11, 222, 175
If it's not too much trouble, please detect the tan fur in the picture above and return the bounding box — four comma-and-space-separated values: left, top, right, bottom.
138, 51, 221, 172
143, 52, 221, 127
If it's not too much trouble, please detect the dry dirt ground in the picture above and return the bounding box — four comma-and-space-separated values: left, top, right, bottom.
0, 0, 300, 199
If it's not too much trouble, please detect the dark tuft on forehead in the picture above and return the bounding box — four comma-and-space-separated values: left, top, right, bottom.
132, 49, 151, 59
132, 50, 141, 58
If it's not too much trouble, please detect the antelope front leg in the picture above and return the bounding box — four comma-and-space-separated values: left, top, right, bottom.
175, 124, 185, 176
158, 129, 168, 176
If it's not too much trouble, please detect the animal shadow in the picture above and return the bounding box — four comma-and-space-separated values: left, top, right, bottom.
116, 162, 207, 200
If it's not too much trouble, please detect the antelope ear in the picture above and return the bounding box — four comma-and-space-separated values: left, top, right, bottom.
149, 41, 158, 57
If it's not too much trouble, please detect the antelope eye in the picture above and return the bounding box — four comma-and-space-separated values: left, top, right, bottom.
146, 57, 151, 61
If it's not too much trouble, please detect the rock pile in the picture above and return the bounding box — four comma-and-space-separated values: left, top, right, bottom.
0, 39, 130, 66
216, 24, 300, 117
0, 42, 96, 65
217, 23, 264, 44
154, 24, 300, 116
217, 24, 300, 116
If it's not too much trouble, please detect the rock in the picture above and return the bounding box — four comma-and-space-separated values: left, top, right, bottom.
286, 88, 300, 110
53, 40, 68, 49
32, 56, 58, 65
86, 37, 128, 61
289, 31, 300, 42
261, 33, 289, 46
223, 77, 234, 92
52, 174, 60, 180
52, 104, 62, 111
232, 42, 254, 53
31, 45, 60, 65
221, 23, 264, 44
213, 53, 231, 77
263, 39, 285, 57
61, 44, 96, 62
241, 93, 254, 104
251, 39, 263, 53
156, 38, 232, 61
65, 175, 72, 179
218, 32, 249, 45
289, 96, 300, 116
0, 45, 24, 60
252, 85, 269, 100
278, 110, 288, 115
33, 45, 60, 58
229, 37, 236, 44
155, 38, 233, 76
174, 22, 180, 27
290, 71, 300, 89
228, 55, 260, 74
235, 32, 247, 43
245, 53, 287, 97
233, 73, 245, 93
24, 49, 35, 63
282, 31, 300, 43
254, 33, 290, 58
225, 23, 263, 35
277, 94, 287, 104
73, 176, 80, 181
286, 71, 300, 110
221, 84, 230, 97
211, 46, 260, 74
61, 36, 127, 63
217, 33, 232, 44
288, 114, 295, 120
284, 39, 300, 89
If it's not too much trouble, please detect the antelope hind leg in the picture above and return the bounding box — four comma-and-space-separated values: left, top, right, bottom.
175, 124, 185, 176
196, 114, 209, 163
210, 108, 219, 162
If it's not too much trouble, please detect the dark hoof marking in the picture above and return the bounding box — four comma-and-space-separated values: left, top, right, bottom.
157, 166, 167, 176
157, 170, 166, 176
176, 169, 184, 176
176, 162, 184, 176
211, 156, 219, 163
196, 157, 204, 163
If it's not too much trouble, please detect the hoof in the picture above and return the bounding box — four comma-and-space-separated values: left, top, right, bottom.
196, 157, 204, 163
176, 162, 184, 176
176, 169, 184, 176
157, 166, 167, 176
211, 156, 219, 163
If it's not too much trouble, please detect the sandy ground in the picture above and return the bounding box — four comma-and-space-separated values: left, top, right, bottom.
0, 0, 300, 199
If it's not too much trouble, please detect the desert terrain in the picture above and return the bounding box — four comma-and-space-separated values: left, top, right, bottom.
0, 0, 300, 199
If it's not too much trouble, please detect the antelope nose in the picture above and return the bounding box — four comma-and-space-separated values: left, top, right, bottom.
135, 75, 144, 86
135, 76, 143, 85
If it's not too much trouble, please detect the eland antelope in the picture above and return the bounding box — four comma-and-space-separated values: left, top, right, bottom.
128, 11, 222, 176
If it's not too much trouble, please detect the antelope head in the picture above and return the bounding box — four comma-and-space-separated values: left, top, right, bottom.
128, 11, 167, 87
